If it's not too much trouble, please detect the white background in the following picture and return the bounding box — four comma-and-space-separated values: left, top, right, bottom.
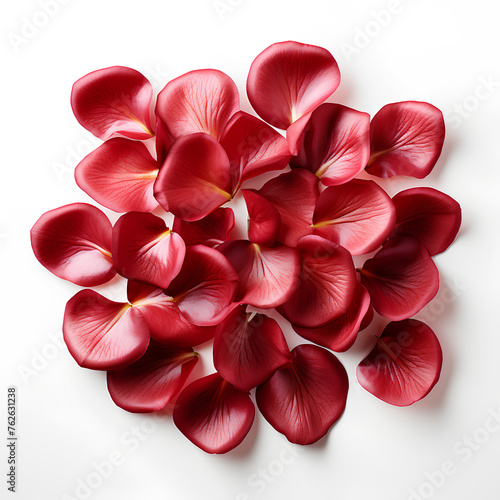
2, 0, 500, 499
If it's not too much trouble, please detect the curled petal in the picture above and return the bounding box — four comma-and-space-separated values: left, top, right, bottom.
172, 208, 235, 247
290, 103, 370, 186
218, 240, 300, 309
71, 66, 153, 140
173, 373, 255, 454
213, 305, 291, 392
107, 342, 198, 412
31, 203, 115, 287
279, 236, 357, 328
63, 290, 150, 370
75, 139, 158, 213
359, 236, 439, 320
112, 212, 185, 289
357, 319, 443, 406
156, 69, 239, 140
256, 344, 348, 445
367, 101, 445, 178
242, 190, 281, 247
392, 187, 462, 256
247, 41, 340, 129
312, 179, 396, 255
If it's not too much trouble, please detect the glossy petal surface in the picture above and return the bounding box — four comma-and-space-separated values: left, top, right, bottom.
242, 190, 281, 247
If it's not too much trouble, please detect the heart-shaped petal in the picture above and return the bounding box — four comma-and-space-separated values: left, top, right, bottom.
242, 190, 281, 247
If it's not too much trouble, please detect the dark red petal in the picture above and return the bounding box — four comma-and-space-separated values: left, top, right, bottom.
166, 245, 239, 326
218, 240, 300, 309
312, 179, 396, 255
107, 342, 198, 412
154, 133, 234, 221
293, 284, 371, 352
242, 190, 281, 247
173, 373, 255, 454
256, 344, 348, 445
359, 236, 439, 320
247, 41, 340, 129
290, 103, 370, 186
156, 69, 239, 140
172, 208, 235, 247
213, 305, 291, 392
155, 118, 172, 164
392, 187, 462, 256
71, 66, 153, 140
31, 203, 115, 287
220, 111, 291, 184
279, 236, 356, 328
75, 139, 158, 213
112, 212, 185, 289
357, 319, 443, 406
63, 290, 150, 370
367, 101, 445, 178
256, 169, 319, 247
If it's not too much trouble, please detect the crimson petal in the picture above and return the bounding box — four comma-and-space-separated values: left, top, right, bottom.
312, 179, 396, 255
357, 319, 443, 406
256, 344, 348, 445
31, 203, 115, 287
173, 373, 255, 454
359, 236, 439, 320
71, 66, 153, 140
367, 101, 445, 178
242, 190, 281, 247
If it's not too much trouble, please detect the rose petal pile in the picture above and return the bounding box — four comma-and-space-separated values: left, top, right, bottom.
31, 41, 461, 454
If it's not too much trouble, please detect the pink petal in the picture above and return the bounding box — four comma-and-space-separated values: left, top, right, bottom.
71, 66, 153, 140
220, 111, 291, 184
31, 203, 115, 287
286, 112, 312, 156
247, 41, 340, 129
154, 133, 235, 221
213, 305, 291, 392
256, 169, 319, 247
107, 342, 198, 412
218, 240, 300, 309
357, 319, 443, 406
367, 101, 445, 178
75, 138, 158, 213
242, 189, 281, 247
63, 290, 150, 370
312, 179, 396, 255
359, 236, 439, 320
173, 373, 255, 454
156, 69, 239, 140
293, 284, 371, 352
290, 103, 370, 186
256, 344, 348, 445
392, 187, 462, 256
278, 236, 357, 328
172, 208, 235, 247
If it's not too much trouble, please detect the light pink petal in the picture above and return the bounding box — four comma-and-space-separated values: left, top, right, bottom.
154, 133, 235, 221
71, 66, 153, 140
213, 305, 291, 392
31, 203, 115, 287
63, 290, 150, 370
312, 179, 396, 255
156, 69, 239, 140
290, 103, 370, 186
218, 240, 300, 309
357, 319, 443, 406
75, 138, 158, 213
392, 187, 462, 256
256, 344, 348, 445
247, 41, 340, 129
242, 189, 281, 247
359, 236, 439, 320
173, 373, 255, 454
367, 101, 445, 178
278, 235, 356, 328
112, 212, 185, 289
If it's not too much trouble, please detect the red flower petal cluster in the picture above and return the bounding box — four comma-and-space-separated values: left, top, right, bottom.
31, 41, 461, 454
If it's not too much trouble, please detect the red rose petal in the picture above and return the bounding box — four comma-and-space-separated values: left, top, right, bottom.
242, 190, 281, 247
